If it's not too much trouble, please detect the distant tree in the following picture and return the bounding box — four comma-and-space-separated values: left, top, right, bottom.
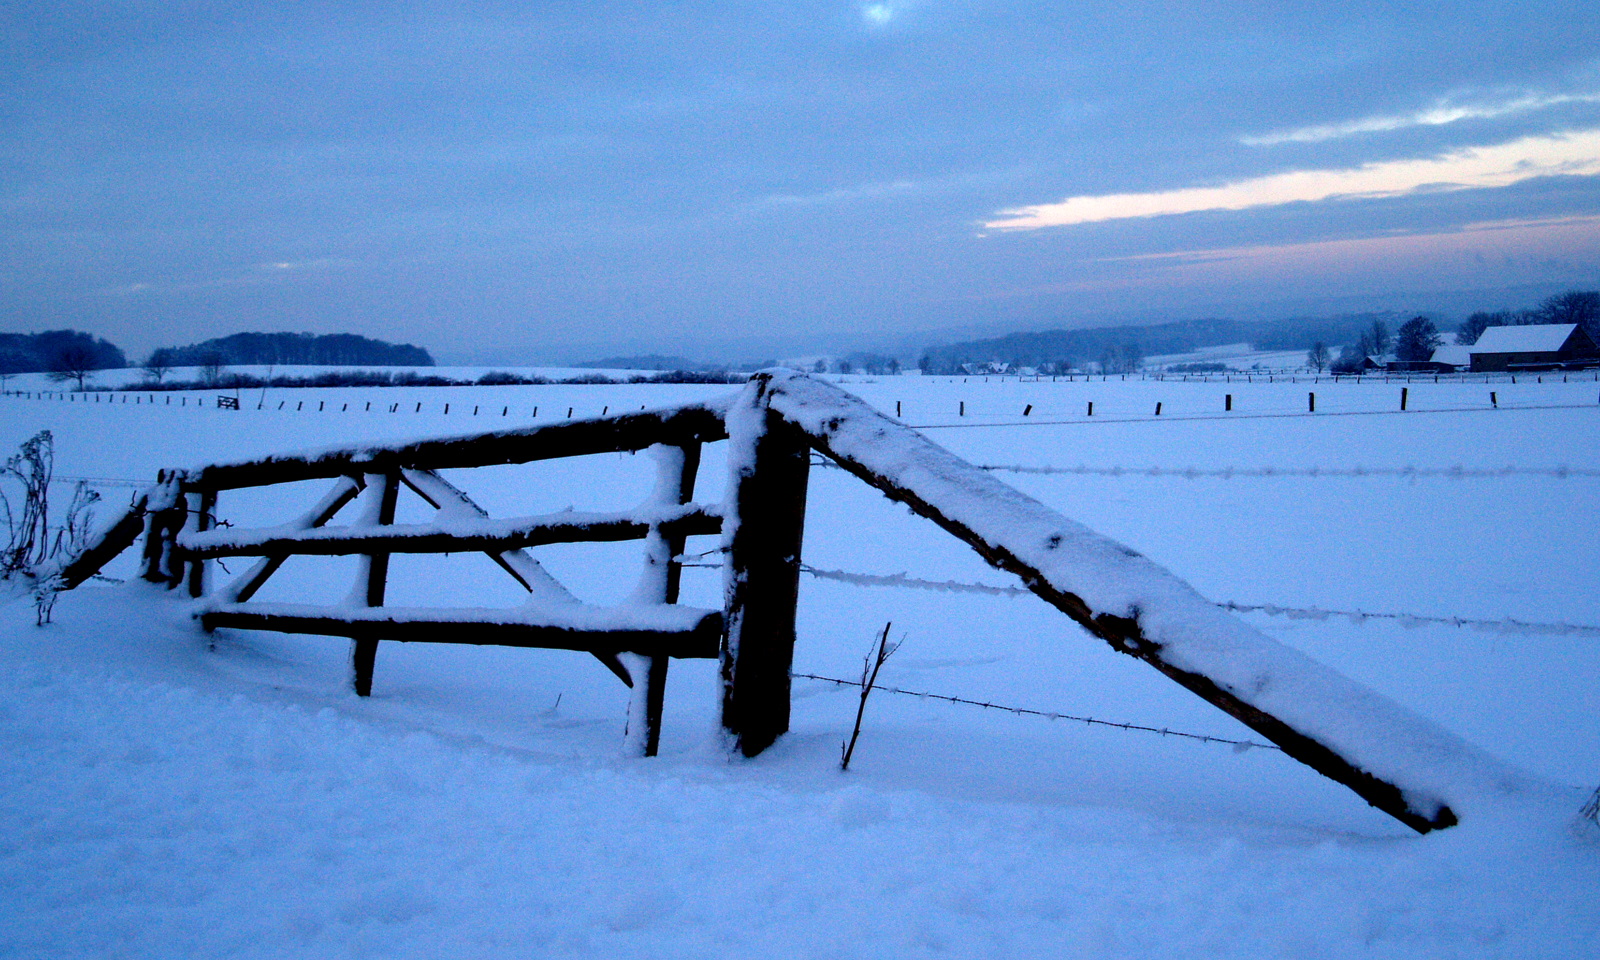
1368, 319, 1390, 357
197, 350, 227, 385
1307, 342, 1330, 372
46, 345, 97, 390
813, 358, 828, 374
835, 359, 853, 374
1534, 290, 1600, 338
1098, 342, 1145, 374
1330, 344, 1369, 374
142, 348, 173, 383
887, 358, 900, 374
1394, 316, 1443, 362
1457, 311, 1508, 345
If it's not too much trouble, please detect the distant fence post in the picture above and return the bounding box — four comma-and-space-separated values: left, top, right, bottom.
720, 374, 811, 757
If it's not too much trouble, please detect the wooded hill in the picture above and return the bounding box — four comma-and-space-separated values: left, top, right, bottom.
0, 331, 126, 375
154, 332, 433, 368
919, 315, 1397, 372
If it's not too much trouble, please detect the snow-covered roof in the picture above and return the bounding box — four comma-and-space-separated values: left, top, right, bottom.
1469, 323, 1578, 355
1429, 344, 1472, 366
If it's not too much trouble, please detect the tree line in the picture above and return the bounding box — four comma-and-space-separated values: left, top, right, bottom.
0, 329, 436, 390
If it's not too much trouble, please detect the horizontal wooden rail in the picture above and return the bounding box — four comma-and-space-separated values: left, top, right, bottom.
199, 603, 724, 659
180, 505, 722, 559
187, 404, 729, 491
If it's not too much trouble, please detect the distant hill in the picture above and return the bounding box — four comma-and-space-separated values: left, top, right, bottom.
919, 314, 1401, 373
574, 354, 717, 371
0, 330, 126, 375
155, 332, 433, 368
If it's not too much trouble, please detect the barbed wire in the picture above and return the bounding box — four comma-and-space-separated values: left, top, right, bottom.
1215, 601, 1600, 637
798, 564, 1600, 638
793, 671, 1280, 751
51, 475, 148, 488
976, 463, 1600, 480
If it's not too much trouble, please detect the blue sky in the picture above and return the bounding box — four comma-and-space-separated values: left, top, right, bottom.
5, 2, 1600, 362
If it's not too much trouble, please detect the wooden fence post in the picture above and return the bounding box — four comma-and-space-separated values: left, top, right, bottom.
352, 471, 399, 696
141, 472, 186, 586
625, 442, 702, 757
186, 489, 216, 598
721, 376, 810, 757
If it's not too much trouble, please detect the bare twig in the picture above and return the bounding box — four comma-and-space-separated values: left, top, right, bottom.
841, 622, 900, 771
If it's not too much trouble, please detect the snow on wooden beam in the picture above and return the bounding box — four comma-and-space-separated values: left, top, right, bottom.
186, 404, 729, 491
199, 602, 723, 659
55, 492, 151, 590
178, 505, 722, 559
759, 371, 1520, 833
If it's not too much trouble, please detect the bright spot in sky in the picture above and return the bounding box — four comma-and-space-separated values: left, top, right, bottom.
862, 4, 894, 27
985, 128, 1600, 230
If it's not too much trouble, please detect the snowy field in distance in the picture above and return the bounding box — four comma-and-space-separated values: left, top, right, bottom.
2, 371, 1597, 958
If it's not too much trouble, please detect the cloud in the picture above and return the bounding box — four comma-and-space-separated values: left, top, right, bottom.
1242, 92, 1600, 146
984, 128, 1600, 230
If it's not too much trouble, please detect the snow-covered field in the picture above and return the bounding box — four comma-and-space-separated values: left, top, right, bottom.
2, 372, 1597, 958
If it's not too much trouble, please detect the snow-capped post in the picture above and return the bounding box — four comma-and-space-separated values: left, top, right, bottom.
140, 471, 187, 586
624, 442, 703, 756
351, 471, 399, 697
721, 373, 811, 757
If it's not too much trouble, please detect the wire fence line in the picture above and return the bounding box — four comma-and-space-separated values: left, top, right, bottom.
1215, 602, 1600, 637
798, 564, 1600, 638
792, 671, 1280, 751
974, 463, 1600, 480
905, 400, 1600, 431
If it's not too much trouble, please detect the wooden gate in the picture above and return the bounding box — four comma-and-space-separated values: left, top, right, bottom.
58, 372, 1511, 833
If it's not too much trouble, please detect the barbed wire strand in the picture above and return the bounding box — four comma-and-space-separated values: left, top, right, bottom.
798, 564, 1600, 638
976, 463, 1600, 480
793, 671, 1280, 751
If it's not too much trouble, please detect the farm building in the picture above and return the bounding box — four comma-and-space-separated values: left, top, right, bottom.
1409, 343, 1472, 373
1468, 323, 1600, 372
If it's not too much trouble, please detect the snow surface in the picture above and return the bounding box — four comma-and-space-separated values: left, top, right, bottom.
2, 375, 1598, 957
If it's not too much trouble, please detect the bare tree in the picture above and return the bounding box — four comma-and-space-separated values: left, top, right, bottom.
197, 350, 227, 386
1368, 319, 1391, 357
1307, 342, 1330, 373
142, 348, 173, 383
46, 345, 97, 391
1535, 290, 1600, 338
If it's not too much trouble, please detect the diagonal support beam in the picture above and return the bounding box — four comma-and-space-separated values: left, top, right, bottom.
399, 468, 634, 686
216, 475, 366, 604
756, 371, 1518, 834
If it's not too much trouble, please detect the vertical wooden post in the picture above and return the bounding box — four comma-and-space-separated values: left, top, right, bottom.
626, 442, 701, 757
186, 489, 215, 598
141, 472, 187, 586
352, 471, 398, 697
721, 377, 810, 757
